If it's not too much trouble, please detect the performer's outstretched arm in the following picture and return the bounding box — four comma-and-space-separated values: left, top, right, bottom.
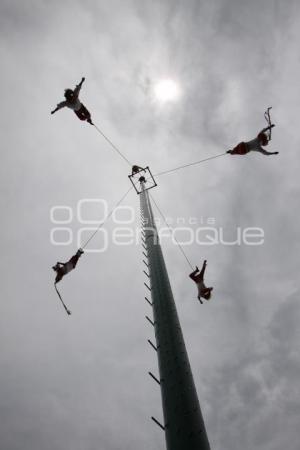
199, 260, 207, 279
189, 267, 199, 281
73, 77, 85, 97
261, 124, 275, 133
51, 101, 67, 114
257, 147, 279, 155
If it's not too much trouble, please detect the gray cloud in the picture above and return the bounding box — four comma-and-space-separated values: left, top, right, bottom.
0, 1, 299, 449
204, 291, 300, 450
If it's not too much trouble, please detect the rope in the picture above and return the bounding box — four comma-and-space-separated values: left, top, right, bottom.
54, 283, 71, 315
81, 185, 134, 249
149, 192, 194, 270
264, 107, 273, 141
93, 123, 132, 167
153, 152, 227, 178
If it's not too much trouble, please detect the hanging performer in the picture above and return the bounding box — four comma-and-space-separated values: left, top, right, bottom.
227, 108, 278, 156
52, 248, 84, 315
131, 165, 146, 176
189, 260, 213, 304
51, 77, 93, 125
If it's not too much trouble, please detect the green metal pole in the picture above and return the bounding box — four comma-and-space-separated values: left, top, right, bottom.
140, 182, 210, 450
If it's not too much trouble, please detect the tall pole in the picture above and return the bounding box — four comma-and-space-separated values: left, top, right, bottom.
140, 181, 210, 450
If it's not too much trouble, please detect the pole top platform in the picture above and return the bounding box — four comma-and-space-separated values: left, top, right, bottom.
128, 166, 157, 194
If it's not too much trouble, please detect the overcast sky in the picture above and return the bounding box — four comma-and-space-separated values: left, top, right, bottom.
0, 1, 299, 449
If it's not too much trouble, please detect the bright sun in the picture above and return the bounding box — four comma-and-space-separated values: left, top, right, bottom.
154, 79, 180, 103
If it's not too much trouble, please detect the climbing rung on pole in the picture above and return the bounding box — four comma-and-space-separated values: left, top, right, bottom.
148, 371, 161, 385
151, 417, 165, 431
146, 316, 155, 326
145, 297, 153, 306
144, 282, 151, 291
142, 252, 148, 259
143, 260, 149, 267
148, 339, 157, 351
143, 270, 150, 278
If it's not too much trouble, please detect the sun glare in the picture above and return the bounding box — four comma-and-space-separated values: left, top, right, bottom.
154, 79, 180, 103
